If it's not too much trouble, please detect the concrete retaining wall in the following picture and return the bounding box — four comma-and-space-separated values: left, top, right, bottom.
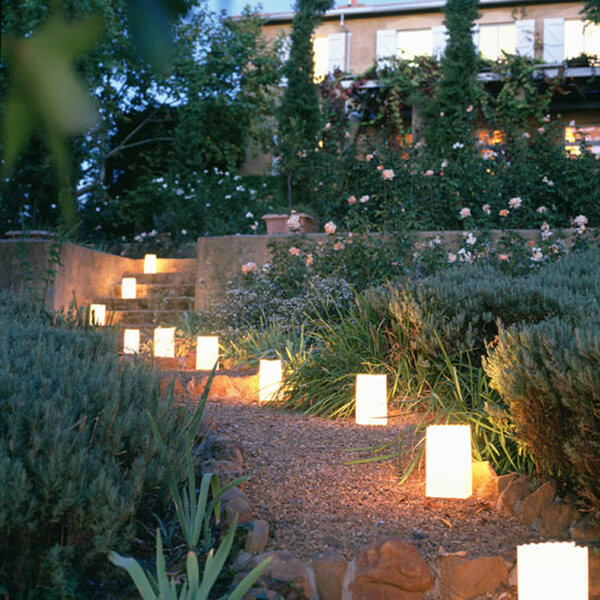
195, 229, 583, 309
0, 240, 195, 311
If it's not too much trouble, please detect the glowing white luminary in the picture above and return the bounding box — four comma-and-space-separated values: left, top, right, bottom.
154, 327, 175, 358
123, 329, 140, 354
121, 277, 137, 299
518, 542, 588, 600
355, 374, 388, 425
425, 424, 472, 499
259, 359, 282, 403
144, 254, 157, 274
196, 336, 219, 371
89, 304, 106, 326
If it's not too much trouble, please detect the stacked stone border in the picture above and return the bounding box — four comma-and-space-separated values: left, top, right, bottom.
195, 413, 600, 600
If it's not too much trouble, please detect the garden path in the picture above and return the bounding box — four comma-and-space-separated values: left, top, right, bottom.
203, 396, 539, 598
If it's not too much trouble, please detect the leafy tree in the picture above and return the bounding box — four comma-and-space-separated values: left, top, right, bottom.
1, 0, 282, 241
1, 0, 187, 233
278, 0, 334, 210
424, 0, 480, 154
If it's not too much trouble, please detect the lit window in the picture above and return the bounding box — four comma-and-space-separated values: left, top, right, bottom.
313, 36, 329, 81
397, 29, 433, 59
313, 33, 346, 81
565, 124, 600, 157
477, 129, 504, 158
565, 20, 600, 59
479, 23, 516, 60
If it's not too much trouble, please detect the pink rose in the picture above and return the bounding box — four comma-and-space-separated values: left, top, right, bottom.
382, 169, 395, 181
241, 262, 258, 275
324, 221, 337, 235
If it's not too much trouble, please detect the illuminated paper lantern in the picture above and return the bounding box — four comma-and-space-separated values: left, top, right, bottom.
144, 254, 157, 274
123, 329, 140, 354
355, 374, 388, 425
121, 277, 137, 299
426, 424, 472, 498
518, 542, 588, 600
196, 336, 219, 371
154, 327, 175, 358
259, 359, 282, 403
89, 304, 106, 326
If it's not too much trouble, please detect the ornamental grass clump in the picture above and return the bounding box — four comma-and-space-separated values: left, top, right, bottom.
280, 253, 600, 476
0, 293, 188, 597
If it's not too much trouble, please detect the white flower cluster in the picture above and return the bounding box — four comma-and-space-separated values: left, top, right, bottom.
540, 221, 553, 240
134, 230, 158, 242
574, 214, 588, 234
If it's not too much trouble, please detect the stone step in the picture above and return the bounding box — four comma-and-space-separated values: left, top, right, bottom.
121, 271, 196, 285
98, 296, 194, 311
111, 309, 186, 326
113, 282, 195, 298
112, 325, 165, 348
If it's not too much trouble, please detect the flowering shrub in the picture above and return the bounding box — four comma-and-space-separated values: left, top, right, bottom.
302, 59, 599, 236
263, 231, 412, 294
203, 273, 355, 333
300, 127, 600, 235
80, 170, 282, 248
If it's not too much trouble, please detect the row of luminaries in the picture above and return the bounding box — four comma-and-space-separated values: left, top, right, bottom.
89, 322, 589, 593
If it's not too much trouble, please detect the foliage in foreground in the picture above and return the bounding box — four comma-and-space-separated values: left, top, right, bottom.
110, 388, 271, 600
0, 293, 189, 597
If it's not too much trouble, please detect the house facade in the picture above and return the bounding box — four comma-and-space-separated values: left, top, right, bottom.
259, 0, 600, 157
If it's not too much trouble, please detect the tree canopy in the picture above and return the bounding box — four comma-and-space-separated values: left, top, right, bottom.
1, 0, 282, 239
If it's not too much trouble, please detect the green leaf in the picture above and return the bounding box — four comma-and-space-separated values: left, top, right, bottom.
108, 551, 157, 600
128, 0, 173, 72
185, 551, 200, 592
228, 557, 273, 600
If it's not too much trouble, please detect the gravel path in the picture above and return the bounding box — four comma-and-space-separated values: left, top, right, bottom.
204, 396, 537, 570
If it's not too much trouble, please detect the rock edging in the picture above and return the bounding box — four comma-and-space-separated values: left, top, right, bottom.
197, 420, 600, 600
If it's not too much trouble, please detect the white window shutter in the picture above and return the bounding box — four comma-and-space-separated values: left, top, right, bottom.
543, 18, 564, 63
472, 24, 480, 51
516, 19, 535, 58
376, 29, 397, 67
432, 25, 448, 58
328, 33, 346, 73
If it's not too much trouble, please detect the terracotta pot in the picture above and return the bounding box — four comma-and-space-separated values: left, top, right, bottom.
262, 213, 316, 235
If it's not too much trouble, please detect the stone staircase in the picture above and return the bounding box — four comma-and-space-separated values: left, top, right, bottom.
94, 268, 196, 344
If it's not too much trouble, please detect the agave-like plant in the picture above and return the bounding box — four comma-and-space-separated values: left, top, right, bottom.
109, 517, 271, 600
110, 364, 271, 598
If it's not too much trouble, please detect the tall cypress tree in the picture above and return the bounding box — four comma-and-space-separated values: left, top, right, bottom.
425, 0, 481, 153
278, 0, 333, 210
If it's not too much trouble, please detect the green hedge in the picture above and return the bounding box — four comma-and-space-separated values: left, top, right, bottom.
484, 316, 600, 511
0, 295, 187, 596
